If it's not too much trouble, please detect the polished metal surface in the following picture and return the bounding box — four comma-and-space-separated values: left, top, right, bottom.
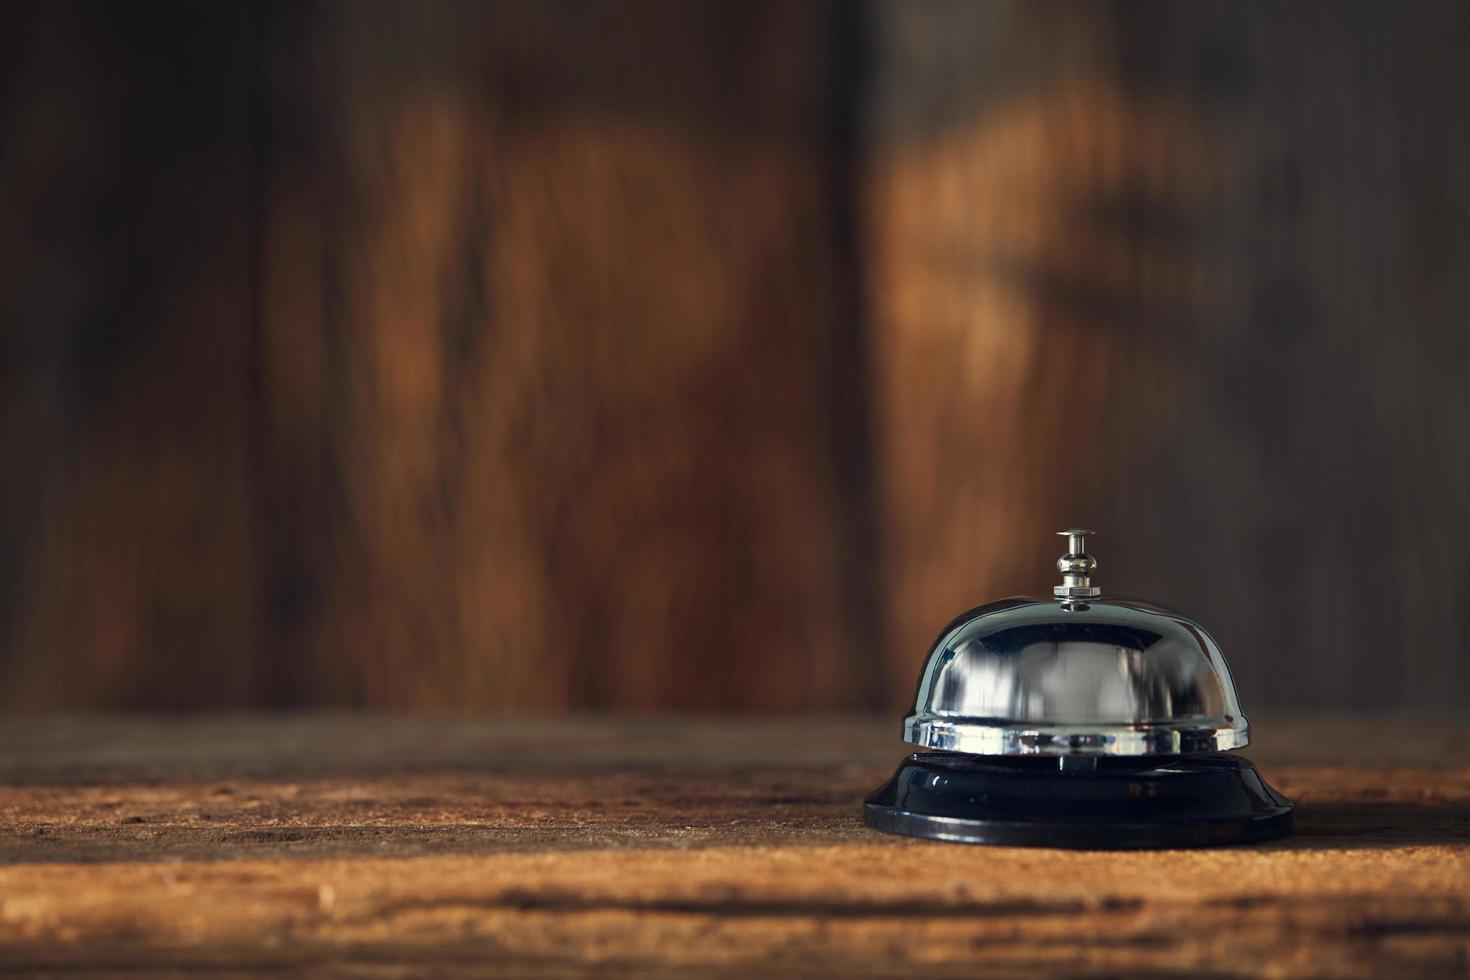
904, 532, 1248, 757
1054, 529, 1101, 600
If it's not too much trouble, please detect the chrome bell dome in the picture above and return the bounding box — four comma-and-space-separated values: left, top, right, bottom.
904, 530, 1247, 757
866, 529, 1289, 848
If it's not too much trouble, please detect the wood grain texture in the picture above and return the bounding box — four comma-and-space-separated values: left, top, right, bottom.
256, 0, 870, 711
0, 715, 1467, 977
3, 1, 1470, 715
865, 0, 1470, 713
1, 1, 877, 712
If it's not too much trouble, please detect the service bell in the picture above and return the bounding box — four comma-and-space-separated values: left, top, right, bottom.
864, 530, 1293, 848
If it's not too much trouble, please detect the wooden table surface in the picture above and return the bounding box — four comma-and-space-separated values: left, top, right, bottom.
1, 715, 1467, 978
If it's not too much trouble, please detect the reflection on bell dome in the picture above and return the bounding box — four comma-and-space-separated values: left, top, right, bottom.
908, 597, 1245, 756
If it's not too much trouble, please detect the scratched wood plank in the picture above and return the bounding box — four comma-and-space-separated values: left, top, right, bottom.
0, 716, 1466, 977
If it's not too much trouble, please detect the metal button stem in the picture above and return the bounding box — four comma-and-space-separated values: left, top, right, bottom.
1054, 528, 1101, 601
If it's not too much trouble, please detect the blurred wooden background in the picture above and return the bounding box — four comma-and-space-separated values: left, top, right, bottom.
2, 0, 1467, 714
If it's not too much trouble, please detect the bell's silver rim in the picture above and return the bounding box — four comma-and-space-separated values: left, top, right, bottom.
904, 713, 1250, 757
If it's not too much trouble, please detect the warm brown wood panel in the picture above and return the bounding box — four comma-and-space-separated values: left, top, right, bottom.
0, 2, 875, 711
3, 2, 1469, 714
0, 715, 1467, 977
865, 1, 1470, 713
255, 1, 870, 710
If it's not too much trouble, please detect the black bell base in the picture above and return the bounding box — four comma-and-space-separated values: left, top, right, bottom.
864, 751, 1292, 850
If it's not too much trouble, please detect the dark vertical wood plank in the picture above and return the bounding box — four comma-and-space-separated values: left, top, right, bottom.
1093, 1, 1470, 714
864, 0, 1470, 714
0, 1, 260, 708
